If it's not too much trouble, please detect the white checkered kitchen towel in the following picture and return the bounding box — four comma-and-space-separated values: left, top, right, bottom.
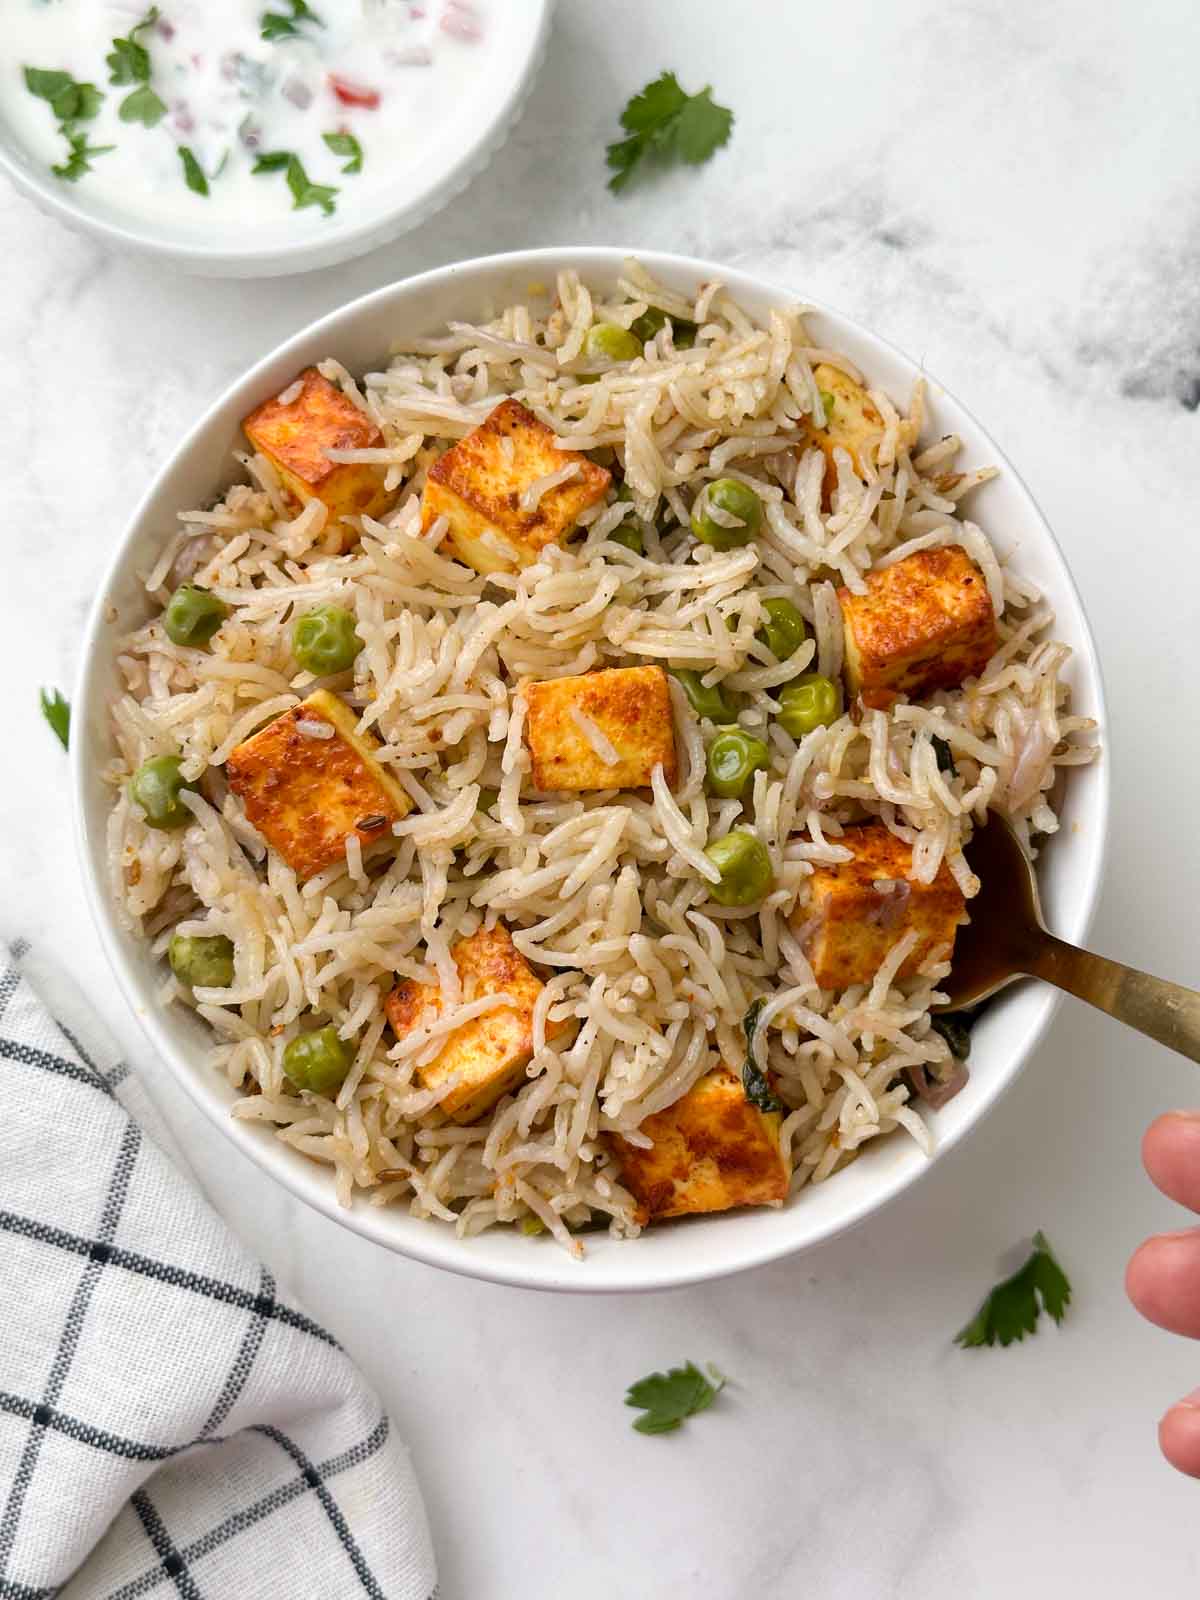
0, 943, 438, 1600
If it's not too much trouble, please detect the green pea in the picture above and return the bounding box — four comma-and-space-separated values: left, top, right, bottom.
669, 668, 740, 723
628, 307, 698, 348
518, 1213, 546, 1236
776, 674, 841, 738
477, 787, 499, 816
282, 1023, 352, 1096
128, 755, 199, 830
706, 729, 770, 799
168, 933, 234, 989
703, 829, 774, 906
584, 323, 641, 363
608, 522, 644, 555
292, 605, 363, 676
690, 478, 763, 551
757, 598, 808, 661
163, 584, 228, 648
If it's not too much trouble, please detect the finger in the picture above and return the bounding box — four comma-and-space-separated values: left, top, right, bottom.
1126, 1230, 1200, 1338
1143, 1112, 1200, 1212
1159, 1393, 1200, 1479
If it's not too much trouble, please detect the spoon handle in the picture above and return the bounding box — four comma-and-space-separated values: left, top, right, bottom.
1029, 935, 1200, 1064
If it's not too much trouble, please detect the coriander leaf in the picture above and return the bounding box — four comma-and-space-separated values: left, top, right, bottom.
119, 83, 167, 127
929, 1013, 972, 1062
931, 735, 958, 779
671, 87, 734, 166
1030, 1230, 1072, 1324
178, 145, 209, 196
619, 70, 688, 134
285, 153, 337, 214
24, 68, 75, 104
322, 130, 363, 174
955, 1231, 1073, 1349
106, 35, 151, 86
261, 0, 324, 41
251, 149, 293, 172
24, 69, 104, 125
606, 70, 734, 194
818, 388, 837, 423
40, 688, 70, 751
52, 129, 115, 181
741, 996, 783, 1114
626, 1361, 725, 1435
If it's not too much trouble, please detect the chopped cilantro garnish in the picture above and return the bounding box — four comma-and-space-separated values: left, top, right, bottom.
931, 735, 958, 778
322, 130, 363, 174
741, 997, 783, 1114
52, 129, 115, 182
118, 83, 167, 128
606, 71, 734, 194
179, 145, 209, 196
253, 150, 337, 214
24, 68, 104, 125
40, 688, 70, 751
107, 8, 166, 129
626, 1361, 726, 1435
955, 1231, 1072, 1349
261, 0, 324, 41
818, 388, 837, 424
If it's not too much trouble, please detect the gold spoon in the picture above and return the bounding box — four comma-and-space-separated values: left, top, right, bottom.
937, 814, 1200, 1062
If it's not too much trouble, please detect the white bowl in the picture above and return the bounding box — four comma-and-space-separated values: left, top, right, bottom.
73, 248, 1110, 1292
0, 4, 553, 278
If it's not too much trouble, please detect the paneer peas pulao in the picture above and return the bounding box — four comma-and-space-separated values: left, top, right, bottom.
106, 262, 1097, 1255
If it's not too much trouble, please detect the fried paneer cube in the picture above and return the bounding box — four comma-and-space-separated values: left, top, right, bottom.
384, 923, 565, 1124
839, 544, 998, 708
226, 690, 411, 882
795, 821, 966, 992
243, 368, 395, 549
798, 362, 885, 502
523, 665, 677, 792
611, 1068, 791, 1225
420, 397, 611, 575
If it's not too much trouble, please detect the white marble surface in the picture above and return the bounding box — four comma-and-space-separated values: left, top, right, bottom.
3, 1, 1200, 1593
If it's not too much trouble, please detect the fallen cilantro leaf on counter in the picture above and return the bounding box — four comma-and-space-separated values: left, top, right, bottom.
955, 1230, 1071, 1348
40, 688, 70, 751
607, 71, 733, 194
626, 1361, 726, 1435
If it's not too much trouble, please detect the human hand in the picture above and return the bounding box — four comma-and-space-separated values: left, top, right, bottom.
1126, 1111, 1200, 1476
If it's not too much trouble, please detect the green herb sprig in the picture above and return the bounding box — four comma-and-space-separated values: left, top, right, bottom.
107, 6, 166, 128
253, 150, 338, 215
741, 997, 783, 1114
955, 1231, 1072, 1349
322, 130, 363, 174
23, 68, 112, 182
606, 71, 734, 194
40, 688, 71, 751
261, 0, 324, 41
625, 1361, 726, 1435
178, 145, 209, 196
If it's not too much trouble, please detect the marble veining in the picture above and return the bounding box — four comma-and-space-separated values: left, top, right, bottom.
2, 2, 1200, 1595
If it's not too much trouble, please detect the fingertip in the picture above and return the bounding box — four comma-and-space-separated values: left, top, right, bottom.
1143, 1112, 1200, 1212
1126, 1230, 1200, 1337
1159, 1397, 1200, 1479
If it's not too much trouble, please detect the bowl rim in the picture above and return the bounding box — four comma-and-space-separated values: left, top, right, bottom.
0, 0, 554, 276
72, 246, 1111, 1293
